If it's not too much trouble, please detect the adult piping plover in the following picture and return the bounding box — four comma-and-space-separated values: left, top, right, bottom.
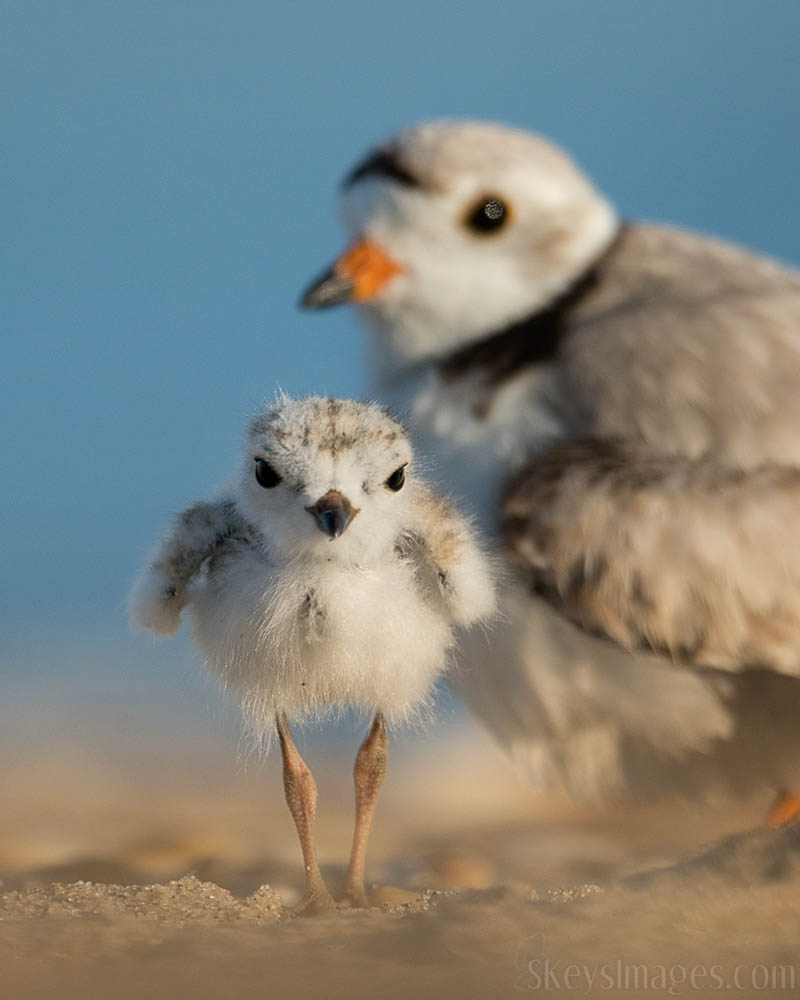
301, 120, 800, 818
131, 395, 494, 911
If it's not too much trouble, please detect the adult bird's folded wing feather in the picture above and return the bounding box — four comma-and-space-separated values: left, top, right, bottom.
502, 440, 800, 675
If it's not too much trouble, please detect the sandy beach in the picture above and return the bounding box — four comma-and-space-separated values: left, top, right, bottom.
3, 707, 798, 1000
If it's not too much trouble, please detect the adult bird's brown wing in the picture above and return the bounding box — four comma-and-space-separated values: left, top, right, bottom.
502, 439, 800, 676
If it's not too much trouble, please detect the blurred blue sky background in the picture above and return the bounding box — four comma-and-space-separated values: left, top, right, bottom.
3, 1, 800, 736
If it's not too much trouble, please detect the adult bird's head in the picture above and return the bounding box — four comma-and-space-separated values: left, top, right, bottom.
301, 120, 618, 369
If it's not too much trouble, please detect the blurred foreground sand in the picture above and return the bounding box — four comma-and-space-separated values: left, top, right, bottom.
1, 702, 798, 999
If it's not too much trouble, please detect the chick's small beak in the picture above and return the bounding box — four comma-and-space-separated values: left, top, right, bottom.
299, 239, 403, 310
305, 490, 360, 539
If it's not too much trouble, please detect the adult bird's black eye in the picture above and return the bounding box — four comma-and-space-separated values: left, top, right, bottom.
385, 465, 406, 492
464, 196, 509, 234
254, 459, 282, 489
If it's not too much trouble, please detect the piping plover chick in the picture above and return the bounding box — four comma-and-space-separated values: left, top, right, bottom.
301, 119, 800, 815
131, 395, 495, 912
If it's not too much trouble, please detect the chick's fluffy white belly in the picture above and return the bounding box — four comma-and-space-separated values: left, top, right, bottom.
189, 544, 452, 726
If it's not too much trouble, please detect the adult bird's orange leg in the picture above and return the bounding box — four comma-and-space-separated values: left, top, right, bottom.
276, 712, 335, 914
767, 790, 800, 828
341, 713, 388, 907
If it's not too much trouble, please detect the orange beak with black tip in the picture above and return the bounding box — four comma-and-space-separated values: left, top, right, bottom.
300, 239, 403, 309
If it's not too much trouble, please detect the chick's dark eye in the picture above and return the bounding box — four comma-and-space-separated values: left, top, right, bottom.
385, 465, 406, 492
254, 459, 282, 489
465, 196, 509, 234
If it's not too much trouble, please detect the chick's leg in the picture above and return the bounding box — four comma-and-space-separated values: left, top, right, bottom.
342, 712, 388, 907
276, 712, 334, 914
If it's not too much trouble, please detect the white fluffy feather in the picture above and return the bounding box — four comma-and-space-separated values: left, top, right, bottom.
130, 569, 185, 636
131, 396, 495, 740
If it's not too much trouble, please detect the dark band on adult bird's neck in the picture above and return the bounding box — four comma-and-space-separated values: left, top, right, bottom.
437, 223, 631, 387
